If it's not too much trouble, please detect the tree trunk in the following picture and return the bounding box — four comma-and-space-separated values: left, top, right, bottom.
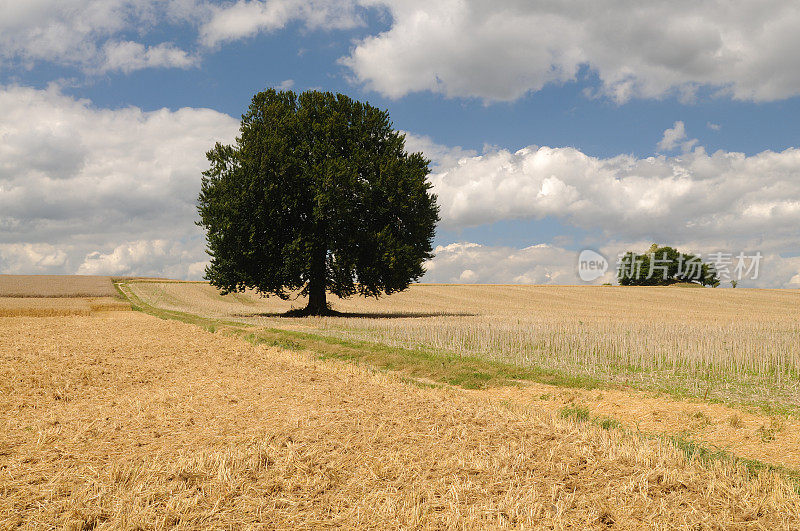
305, 277, 328, 315
303, 246, 329, 315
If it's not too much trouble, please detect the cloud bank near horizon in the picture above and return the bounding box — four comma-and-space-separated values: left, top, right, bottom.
0, 85, 239, 278
1, 86, 799, 287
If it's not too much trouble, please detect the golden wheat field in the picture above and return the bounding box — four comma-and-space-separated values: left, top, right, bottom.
4, 275, 800, 528
0, 275, 118, 298
0, 274, 129, 317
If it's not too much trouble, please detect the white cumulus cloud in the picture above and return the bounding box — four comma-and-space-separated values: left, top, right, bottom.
402, 132, 478, 172
424, 241, 800, 288
199, 0, 364, 47
0, 85, 239, 278
405, 133, 800, 287
0, 0, 199, 74
425, 242, 606, 285
101, 40, 198, 74
0, 243, 68, 274
7, 0, 800, 105
428, 142, 800, 247
77, 239, 209, 278
343, 0, 800, 103
658, 121, 693, 152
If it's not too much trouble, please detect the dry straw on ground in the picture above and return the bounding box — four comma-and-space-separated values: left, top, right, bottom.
2, 311, 800, 529
480, 382, 800, 471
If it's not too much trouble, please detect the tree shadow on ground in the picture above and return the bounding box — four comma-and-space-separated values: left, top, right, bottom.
238, 310, 478, 319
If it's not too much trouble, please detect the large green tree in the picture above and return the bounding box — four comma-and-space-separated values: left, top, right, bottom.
197, 89, 439, 315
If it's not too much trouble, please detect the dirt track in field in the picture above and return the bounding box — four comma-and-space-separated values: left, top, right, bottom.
2, 311, 799, 529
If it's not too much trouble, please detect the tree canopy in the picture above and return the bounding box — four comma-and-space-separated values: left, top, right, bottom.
197, 89, 440, 315
617, 244, 720, 287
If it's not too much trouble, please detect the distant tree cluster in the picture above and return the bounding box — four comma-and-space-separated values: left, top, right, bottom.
617, 244, 720, 287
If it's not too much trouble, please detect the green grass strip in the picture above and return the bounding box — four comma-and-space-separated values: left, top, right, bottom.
554, 402, 800, 492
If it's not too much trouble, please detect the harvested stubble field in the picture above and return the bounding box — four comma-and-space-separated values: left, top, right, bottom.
2, 310, 800, 528
0, 275, 129, 316
3, 276, 800, 528
123, 281, 800, 479
0, 297, 131, 317
128, 282, 800, 413
0, 275, 118, 298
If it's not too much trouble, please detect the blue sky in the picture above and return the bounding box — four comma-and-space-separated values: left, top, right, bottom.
2, 1, 800, 287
